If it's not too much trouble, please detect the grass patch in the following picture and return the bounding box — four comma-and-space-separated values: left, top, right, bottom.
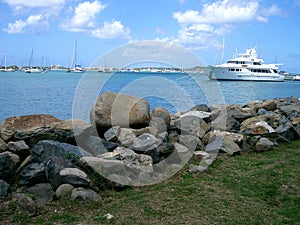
1, 141, 300, 224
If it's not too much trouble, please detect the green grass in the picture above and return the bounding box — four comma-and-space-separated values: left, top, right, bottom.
2, 140, 300, 225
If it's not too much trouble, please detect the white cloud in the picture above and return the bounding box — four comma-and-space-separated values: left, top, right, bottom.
91, 21, 131, 39
173, 1, 259, 24
2, 0, 65, 8
60, 1, 131, 40
60, 0, 106, 32
3, 20, 26, 34
172, 0, 282, 51
3, 14, 48, 34
257, 4, 281, 22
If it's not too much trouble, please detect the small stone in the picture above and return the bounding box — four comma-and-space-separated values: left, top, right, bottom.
255, 137, 274, 152
55, 184, 74, 199
71, 187, 101, 202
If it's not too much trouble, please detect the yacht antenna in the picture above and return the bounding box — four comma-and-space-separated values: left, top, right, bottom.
221, 37, 225, 63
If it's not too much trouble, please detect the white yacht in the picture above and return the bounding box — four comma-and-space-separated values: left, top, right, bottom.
209, 48, 284, 82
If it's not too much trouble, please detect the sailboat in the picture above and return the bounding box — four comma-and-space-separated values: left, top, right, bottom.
67, 40, 85, 73
24, 47, 42, 73
0, 53, 15, 72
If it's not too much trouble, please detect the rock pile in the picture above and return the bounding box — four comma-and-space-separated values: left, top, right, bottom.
0, 91, 299, 215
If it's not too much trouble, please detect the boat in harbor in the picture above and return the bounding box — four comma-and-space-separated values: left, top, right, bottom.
208, 47, 284, 82
67, 40, 85, 73
0, 53, 15, 72
24, 48, 42, 73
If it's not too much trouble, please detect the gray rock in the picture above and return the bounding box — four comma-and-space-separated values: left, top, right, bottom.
104, 126, 121, 142
30, 140, 92, 187
0, 179, 10, 197
13, 193, 37, 216
0, 138, 7, 152
80, 157, 127, 179
1, 151, 20, 165
205, 134, 240, 156
276, 124, 298, 142
255, 137, 274, 152
175, 115, 209, 138
180, 110, 212, 122
31, 140, 90, 166
90, 92, 150, 132
71, 187, 101, 202
173, 142, 193, 163
257, 108, 273, 115
179, 134, 204, 151
149, 117, 168, 138
18, 163, 47, 186
157, 143, 175, 161
59, 168, 90, 187
82, 136, 109, 156
188, 104, 210, 113
101, 147, 153, 173
130, 133, 161, 153
7, 140, 30, 159
210, 105, 240, 131
0, 152, 15, 182
117, 128, 137, 147
151, 107, 171, 127
278, 101, 300, 120
207, 130, 244, 145
55, 184, 74, 199
26, 183, 55, 203
189, 152, 218, 173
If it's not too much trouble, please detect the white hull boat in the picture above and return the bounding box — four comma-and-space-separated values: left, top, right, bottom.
209, 48, 284, 82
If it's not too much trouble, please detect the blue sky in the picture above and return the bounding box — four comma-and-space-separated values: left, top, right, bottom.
0, 0, 300, 72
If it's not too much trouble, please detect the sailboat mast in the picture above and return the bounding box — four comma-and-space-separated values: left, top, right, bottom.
4, 53, 7, 70
29, 47, 34, 68
74, 40, 77, 67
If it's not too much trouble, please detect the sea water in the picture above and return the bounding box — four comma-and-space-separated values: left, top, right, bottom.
1, 70, 300, 123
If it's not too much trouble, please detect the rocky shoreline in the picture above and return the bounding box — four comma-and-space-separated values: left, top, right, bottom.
0, 92, 299, 216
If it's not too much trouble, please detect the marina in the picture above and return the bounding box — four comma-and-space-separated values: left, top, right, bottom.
0, 70, 300, 124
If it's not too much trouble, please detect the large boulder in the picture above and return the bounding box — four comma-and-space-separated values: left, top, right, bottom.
29, 140, 92, 187
90, 92, 150, 133
13, 119, 92, 148
0, 114, 62, 142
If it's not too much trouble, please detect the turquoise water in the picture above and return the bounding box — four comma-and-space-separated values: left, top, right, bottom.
1, 70, 300, 123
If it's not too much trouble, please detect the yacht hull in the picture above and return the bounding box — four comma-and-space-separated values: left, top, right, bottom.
209, 67, 284, 82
